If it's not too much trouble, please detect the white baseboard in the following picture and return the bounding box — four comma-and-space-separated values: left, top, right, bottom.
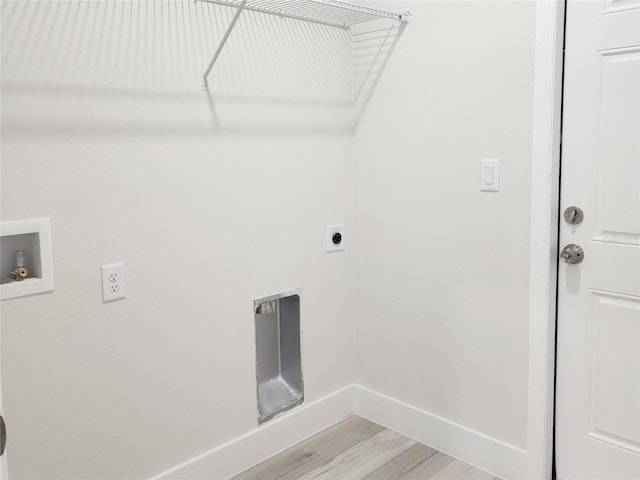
354, 385, 527, 480
151, 384, 528, 480
150, 385, 355, 480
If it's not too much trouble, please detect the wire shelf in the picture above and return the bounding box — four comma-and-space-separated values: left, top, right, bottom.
197, 0, 410, 29
196, 0, 410, 90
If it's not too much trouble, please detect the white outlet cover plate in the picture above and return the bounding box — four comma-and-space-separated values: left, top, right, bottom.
326, 224, 346, 253
101, 262, 126, 302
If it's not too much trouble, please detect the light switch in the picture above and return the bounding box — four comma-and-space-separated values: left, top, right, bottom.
481, 159, 500, 192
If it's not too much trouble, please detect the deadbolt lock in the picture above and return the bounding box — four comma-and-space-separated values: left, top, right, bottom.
563, 206, 584, 225
560, 244, 584, 264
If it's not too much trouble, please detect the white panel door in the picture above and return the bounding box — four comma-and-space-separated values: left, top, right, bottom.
556, 1, 640, 479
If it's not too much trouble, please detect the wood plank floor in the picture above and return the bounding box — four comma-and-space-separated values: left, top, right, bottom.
232, 416, 501, 480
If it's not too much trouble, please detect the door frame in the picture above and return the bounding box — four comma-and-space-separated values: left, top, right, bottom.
527, 0, 565, 478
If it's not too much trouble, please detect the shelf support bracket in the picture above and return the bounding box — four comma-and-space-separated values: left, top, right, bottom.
200, 0, 249, 91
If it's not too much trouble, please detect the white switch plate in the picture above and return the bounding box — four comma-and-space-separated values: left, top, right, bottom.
481, 159, 500, 192
327, 224, 346, 252
101, 262, 126, 302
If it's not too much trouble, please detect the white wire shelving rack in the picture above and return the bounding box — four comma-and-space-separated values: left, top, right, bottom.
195, 0, 411, 90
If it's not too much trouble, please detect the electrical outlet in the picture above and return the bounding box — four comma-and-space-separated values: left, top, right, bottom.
101, 262, 125, 302
326, 224, 346, 253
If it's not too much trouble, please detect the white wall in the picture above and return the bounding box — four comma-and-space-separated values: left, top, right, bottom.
1, 1, 354, 478
355, 0, 536, 469
1, 0, 543, 478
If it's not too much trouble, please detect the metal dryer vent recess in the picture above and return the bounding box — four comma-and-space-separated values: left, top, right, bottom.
254, 290, 303, 424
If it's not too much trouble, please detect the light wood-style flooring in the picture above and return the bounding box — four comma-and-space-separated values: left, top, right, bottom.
232, 415, 500, 480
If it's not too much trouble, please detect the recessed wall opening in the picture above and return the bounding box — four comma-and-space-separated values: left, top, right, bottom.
254, 291, 303, 424
0, 233, 42, 281
0, 218, 54, 301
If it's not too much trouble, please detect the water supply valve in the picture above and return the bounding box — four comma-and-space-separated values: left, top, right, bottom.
10, 251, 29, 281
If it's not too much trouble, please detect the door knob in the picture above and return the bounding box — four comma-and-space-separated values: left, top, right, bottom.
560, 244, 584, 264
0, 415, 5, 456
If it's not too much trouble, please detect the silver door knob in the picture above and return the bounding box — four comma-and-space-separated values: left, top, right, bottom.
0, 415, 5, 456
560, 244, 584, 264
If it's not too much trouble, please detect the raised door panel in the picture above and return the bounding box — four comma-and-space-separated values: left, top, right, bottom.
587, 291, 640, 454
593, 47, 640, 245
